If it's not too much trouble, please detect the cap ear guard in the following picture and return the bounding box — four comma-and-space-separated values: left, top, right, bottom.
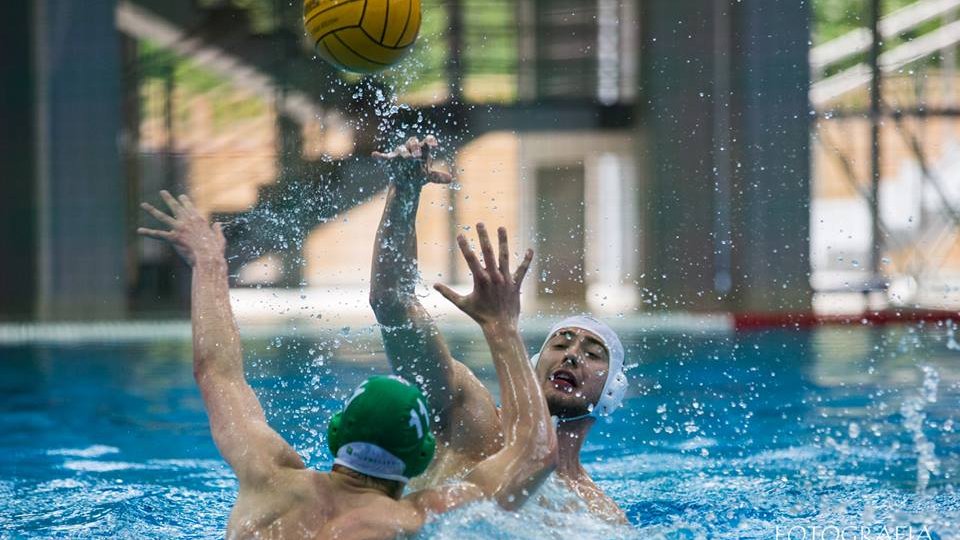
403, 395, 436, 478
405, 429, 436, 478
593, 368, 628, 417
327, 411, 344, 457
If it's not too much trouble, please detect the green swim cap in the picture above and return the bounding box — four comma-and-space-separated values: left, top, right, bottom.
327, 375, 435, 483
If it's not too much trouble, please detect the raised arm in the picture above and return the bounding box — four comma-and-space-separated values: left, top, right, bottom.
138, 191, 304, 488
429, 224, 558, 510
369, 170, 456, 415
369, 137, 495, 437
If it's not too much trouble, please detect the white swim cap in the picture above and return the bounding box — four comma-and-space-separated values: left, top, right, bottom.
531, 315, 628, 418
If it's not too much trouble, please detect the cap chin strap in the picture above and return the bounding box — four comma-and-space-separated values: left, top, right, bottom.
556, 411, 595, 423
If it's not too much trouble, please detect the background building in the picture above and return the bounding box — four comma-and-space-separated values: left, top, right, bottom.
1, 0, 957, 323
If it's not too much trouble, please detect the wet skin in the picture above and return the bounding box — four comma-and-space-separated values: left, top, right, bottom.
368, 136, 628, 524
138, 190, 557, 539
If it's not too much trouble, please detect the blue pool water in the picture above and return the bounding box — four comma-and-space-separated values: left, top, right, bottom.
2, 323, 959, 538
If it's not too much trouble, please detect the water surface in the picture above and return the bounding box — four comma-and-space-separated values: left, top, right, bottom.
2, 324, 958, 538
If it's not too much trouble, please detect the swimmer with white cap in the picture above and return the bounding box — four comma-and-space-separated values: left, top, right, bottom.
371, 136, 629, 524
139, 191, 558, 539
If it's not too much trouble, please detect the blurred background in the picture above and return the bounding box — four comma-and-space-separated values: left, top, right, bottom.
1, 0, 959, 326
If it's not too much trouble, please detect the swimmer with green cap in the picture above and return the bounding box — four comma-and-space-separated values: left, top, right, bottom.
138, 191, 557, 539
370, 136, 629, 523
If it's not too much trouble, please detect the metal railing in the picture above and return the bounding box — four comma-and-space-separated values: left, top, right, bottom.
811, 0, 960, 308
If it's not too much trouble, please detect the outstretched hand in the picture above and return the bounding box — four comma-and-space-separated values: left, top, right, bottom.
372, 135, 453, 186
137, 190, 225, 267
434, 223, 533, 327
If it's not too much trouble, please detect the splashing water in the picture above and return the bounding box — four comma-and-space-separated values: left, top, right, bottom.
946, 320, 960, 351
421, 477, 636, 540
899, 366, 941, 494
3, 327, 960, 538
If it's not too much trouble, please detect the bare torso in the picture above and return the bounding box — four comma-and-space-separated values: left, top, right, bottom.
422, 364, 627, 524
557, 472, 627, 521
226, 469, 425, 540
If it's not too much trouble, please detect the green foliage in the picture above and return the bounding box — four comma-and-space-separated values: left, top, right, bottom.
813, 0, 922, 44
378, 0, 449, 95
813, 0, 953, 77
139, 41, 225, 94
138, 40, 266, 129
463, 0, 516, 75
197, 0, 279, 33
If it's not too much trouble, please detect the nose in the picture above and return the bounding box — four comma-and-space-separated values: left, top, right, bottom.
562, 351, 581, 367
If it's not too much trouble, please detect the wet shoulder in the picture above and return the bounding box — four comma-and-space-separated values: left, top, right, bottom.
321, 497, 424, 539
564, 474, 628, 524
226, 469, 333, 538
407, 446, 478, 491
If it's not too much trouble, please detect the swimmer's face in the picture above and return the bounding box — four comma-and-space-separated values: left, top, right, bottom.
535, 328, 609, 419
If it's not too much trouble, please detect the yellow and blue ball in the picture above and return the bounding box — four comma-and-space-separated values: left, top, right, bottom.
304, 0, 421, 74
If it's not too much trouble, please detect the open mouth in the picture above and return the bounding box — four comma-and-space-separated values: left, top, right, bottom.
549, 369, 578, 392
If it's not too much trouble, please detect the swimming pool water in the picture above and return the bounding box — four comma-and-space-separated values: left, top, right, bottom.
2, 324, 958, 538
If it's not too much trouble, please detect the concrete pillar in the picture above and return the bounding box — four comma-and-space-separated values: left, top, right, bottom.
639, 0, 721, 310
639, 0, 812, 313
728, 0, 812, 313
0, 3, 39, 320
34, 0, 127, 319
